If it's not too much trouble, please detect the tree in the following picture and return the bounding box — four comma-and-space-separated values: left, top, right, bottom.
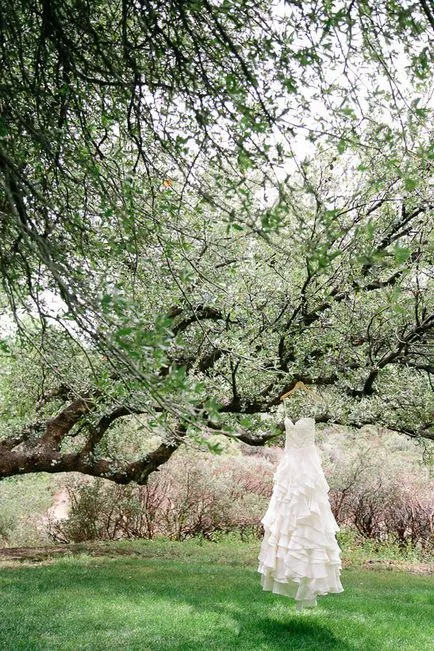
0, 0, 433, 484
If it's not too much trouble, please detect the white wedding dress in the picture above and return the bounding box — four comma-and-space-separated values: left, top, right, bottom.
258, 417, 344, 610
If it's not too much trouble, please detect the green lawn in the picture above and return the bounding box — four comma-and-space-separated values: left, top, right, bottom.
0, 540, 432, 650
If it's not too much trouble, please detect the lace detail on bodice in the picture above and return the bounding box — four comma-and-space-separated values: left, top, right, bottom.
284, 417, 315, 449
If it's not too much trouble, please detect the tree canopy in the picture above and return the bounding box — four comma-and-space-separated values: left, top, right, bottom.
0, 0, 433, 483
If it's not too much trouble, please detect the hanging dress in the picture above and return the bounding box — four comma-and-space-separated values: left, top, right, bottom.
258, 417, 344, 610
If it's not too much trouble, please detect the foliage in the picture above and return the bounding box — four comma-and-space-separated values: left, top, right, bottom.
0, 511, 15, 544
328, 446, 433, 549
0, 0, 433, 482
0, 473, 56, 546
47, 451, 272, 543
46, 429, 433, 550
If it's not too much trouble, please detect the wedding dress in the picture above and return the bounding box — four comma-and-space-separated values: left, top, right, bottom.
258, 417, 344, 610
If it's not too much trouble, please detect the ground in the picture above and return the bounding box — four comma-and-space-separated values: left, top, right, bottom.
0, 539, 432, 650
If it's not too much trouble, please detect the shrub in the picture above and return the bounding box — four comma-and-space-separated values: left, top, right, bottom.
328, 440, 433, 549
46, 431, 433, 551
47, 452, 273, 543
0, 511, 16, 545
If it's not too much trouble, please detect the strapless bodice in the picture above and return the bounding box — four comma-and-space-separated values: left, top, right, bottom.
284, 417, 315, 449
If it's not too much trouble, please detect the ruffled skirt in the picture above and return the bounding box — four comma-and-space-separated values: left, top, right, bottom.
258, 445, 344, 610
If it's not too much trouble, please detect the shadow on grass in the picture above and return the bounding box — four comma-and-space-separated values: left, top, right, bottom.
2, 555, 431, 650
236, 616, 351, 650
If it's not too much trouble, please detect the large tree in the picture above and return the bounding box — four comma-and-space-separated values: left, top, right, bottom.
0, 0, 433, 483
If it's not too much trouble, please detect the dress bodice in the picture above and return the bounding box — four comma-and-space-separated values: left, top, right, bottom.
284, 417, 316, 449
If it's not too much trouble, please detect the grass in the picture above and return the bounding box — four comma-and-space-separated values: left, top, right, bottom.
0, 538, 433, 650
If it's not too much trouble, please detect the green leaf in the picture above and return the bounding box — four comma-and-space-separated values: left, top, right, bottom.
337, 138, 348, 154
0, 338, 10, 353
101, 294, 112, 309
116, 327, 134, 337
404, 177, 418, 191
238, 149, 253, 171
0, 118, 8, 138
283, 77, 297, 93
394, 247, 411, 263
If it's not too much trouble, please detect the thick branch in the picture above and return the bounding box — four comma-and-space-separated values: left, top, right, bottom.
221, 415, 434, 446
40, 394, 95, 448
172, 305, 225, 336
0, 411, 187, 484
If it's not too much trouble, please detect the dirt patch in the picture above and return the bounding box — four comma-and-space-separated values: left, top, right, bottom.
0, 544, 76, 563
45, 487, 70, 521
0, 543, 139, 564
362, 559, 433, 576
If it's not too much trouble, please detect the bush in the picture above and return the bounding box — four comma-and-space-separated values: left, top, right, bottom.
0, 511, 16, 544
47, 452, 273, 543
0, 473, 56, 546
46, 430, 433, 552
328, 441, 433, 549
